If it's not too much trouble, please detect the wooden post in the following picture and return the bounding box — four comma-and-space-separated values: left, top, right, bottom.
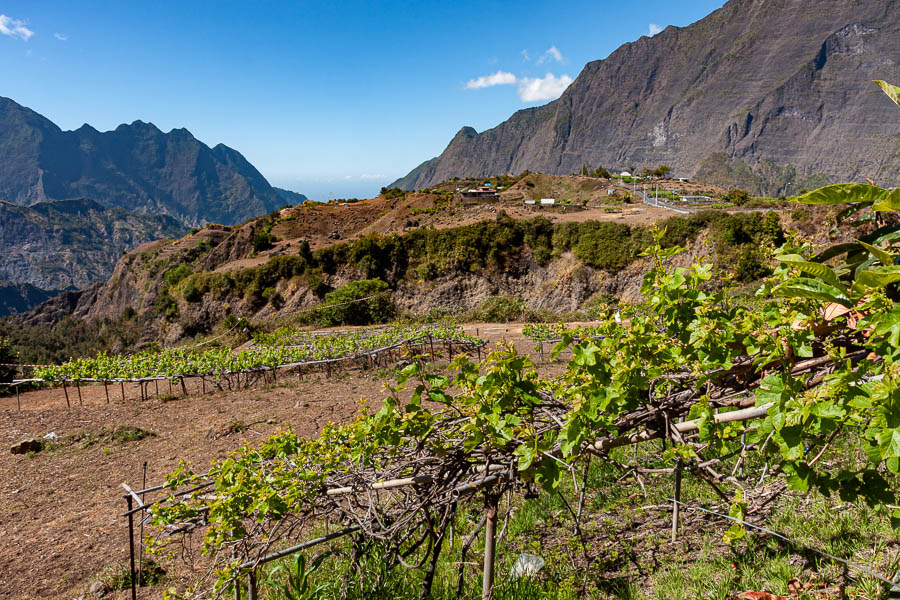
671, 459, 683, 543
482, 493, 499, 600
15, 385, 20, 411
154, 379, 159, 397
104, 381, 110, 404
248, 570, 258, 600
76, 380, 83, 406
168, 379, 173, 395
62, 381, 71, 408
121, 381, 126, 402
180, 377, 187, 396
202, 378, 206, 395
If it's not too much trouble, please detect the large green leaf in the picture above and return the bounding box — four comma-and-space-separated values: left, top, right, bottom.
794, 183, 894, 206
875, 80, 900, 107
813, 242, 862, 263
858, 240, 895, 267
871, 187, 900, 212
852, 266, 900, 294
774, 277, 853, 307
778, 256, 846, 292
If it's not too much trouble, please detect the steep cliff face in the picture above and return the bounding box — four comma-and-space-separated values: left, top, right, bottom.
0, 199, 187, 295
0, 98, 292, 225
393, 0, 900, 194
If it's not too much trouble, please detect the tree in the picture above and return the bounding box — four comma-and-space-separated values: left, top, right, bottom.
0, 337, 15, 384
317, 279, 395, 327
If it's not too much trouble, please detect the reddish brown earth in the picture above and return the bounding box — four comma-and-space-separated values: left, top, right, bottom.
0, 328, 556, 600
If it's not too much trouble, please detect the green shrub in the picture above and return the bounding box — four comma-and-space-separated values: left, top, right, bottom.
165, 263, 192, 287
317, 279, 395, 327
733, 246, 772, 282
467, 296, 525, 323
183, 281, 203, 303
0, 337, 16, 384
252, 229, 276, 253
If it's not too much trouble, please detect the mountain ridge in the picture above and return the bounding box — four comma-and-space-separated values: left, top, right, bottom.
392, 0, 900, 194
0, 97, 296, 226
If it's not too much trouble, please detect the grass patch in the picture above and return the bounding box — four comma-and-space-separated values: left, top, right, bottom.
66, 425, 156, 448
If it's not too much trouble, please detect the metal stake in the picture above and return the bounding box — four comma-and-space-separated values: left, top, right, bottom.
127, 496, 137, 600
482, 493, 499, 600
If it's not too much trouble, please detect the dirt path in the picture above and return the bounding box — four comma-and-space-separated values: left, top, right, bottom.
0, 327, 572, 600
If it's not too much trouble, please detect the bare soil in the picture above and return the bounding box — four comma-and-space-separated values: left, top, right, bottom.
0, 328, 553, 600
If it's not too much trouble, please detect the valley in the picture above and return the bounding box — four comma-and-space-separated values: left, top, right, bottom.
2, 1, 900, 598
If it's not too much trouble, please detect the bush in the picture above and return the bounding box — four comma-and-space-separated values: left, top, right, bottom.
467, 296, 525, 323
317, 279, 395, 327
165, 263, 192, 287
0, 337, 16, 384
734, 247, 772, 282
252, 229, 276, 253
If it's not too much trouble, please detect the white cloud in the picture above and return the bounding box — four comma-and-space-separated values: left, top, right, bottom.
521, 49, 530, 61
517, 73, 573, 102
0, 14, 34, 41
536, 45, 564, 65
465, 70, 517, 90
54, 33, 68, 41
359, 174, 387, 180
648, 23, 663, 36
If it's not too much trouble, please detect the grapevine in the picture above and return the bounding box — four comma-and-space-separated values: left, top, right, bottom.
33, 322, 484, 384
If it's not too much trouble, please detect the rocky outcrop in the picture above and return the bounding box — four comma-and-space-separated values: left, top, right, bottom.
0, 199, 187, 309
0, 98, 298, 226
393, 0, 900, 195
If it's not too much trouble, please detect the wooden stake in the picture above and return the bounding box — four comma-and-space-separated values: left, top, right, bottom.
15, 385, 20, 411
75, 380, 83, 406
248, 570, 257, 600
671, 459, 683, 543
104, 382, 110, 404
121, 381, 126, 402
154, 379, 159, 397
180, 377, 187, 396
63, 381, 70, 408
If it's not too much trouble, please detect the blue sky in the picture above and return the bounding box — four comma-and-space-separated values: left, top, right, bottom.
1, 1, 726, 200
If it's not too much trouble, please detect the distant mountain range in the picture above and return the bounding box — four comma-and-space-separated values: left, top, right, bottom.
0, 96, 305, 226
393, 0, 900, 194
0, 198, 188, 315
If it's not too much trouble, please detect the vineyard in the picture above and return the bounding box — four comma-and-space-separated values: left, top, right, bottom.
123, 171, 900, 598
0, 324, 484, 408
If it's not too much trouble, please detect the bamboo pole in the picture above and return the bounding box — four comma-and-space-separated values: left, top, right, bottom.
671, 459, 683, 543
